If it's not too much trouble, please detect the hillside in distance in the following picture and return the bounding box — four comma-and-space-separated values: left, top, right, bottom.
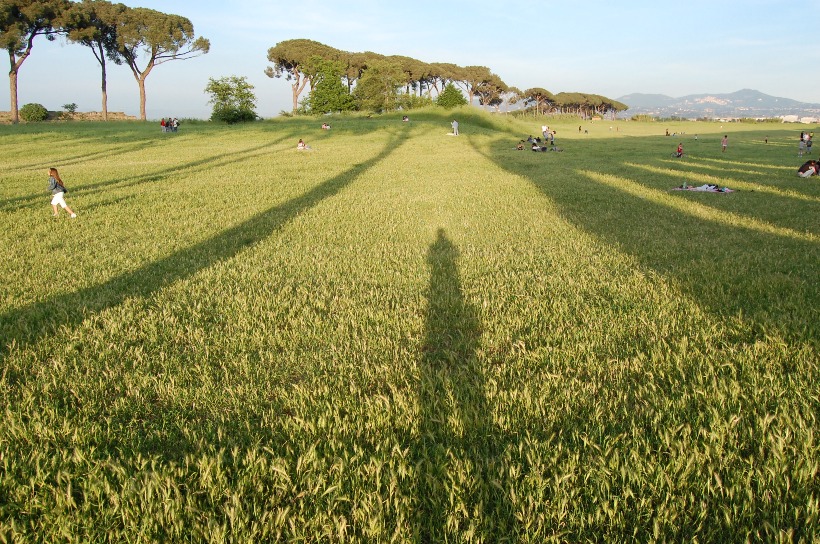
617, 89, 820, 118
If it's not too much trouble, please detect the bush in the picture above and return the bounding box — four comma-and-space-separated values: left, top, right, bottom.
205, 76, 258, 124
436, 84, 467, 109
210, 106, 256, 124
20, 103, 48, 122
398, 94, 434, 110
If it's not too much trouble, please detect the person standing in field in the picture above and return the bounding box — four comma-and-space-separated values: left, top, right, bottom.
721, 135, 728, 152
798, 138, 805, 157
47, 167, 77, 218
451, 119, 459, 136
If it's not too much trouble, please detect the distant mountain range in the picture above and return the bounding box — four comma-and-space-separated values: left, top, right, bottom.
616, 89, 820, 119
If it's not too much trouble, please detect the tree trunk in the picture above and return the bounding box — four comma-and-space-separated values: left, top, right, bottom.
138, 76, 147, 120
8, 52, 19, 124
101, 81, 108, 121
289, 72, 310, 113
125, 54, 154, 121
9, 66, 19, 124
100, 62, 109, 120
97, 43, 109, 121
8, 34, 36, 124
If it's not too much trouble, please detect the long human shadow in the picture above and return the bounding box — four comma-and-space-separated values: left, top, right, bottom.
0, 133, 298, 212
470, 136, 819, 344
413, 229, 517, 542
0, 133, 406, 361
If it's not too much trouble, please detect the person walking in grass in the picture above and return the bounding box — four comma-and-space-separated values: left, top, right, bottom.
47, 167, 77, 218
451, 119, 459, 136
721, 135, 728, 152
798, 138, 806, 157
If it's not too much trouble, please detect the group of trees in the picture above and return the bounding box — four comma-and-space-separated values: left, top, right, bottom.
0, 0, 209, 123
264, 39, 511, 115
265, 39, 629, 118
1, 2, 624, 125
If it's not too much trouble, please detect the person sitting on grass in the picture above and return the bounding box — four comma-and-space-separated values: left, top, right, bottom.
297, 138, 311, 150
797, 159, 818, 177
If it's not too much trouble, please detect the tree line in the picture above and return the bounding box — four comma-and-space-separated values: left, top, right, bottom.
1, 2, 625, 124
0, 0, 209, 123
266, 39, 629, 118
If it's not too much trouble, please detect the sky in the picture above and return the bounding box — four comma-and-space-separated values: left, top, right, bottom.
5, 0, 819, 119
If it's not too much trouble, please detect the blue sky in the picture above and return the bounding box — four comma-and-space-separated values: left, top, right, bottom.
6, 0, 819, 119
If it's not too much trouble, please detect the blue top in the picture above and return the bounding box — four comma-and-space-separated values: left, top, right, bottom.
47, 176, 64, 195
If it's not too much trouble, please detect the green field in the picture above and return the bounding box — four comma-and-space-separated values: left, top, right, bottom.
1, 110, 818, 542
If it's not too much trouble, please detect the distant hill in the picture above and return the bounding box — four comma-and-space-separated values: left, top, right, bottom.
617, 89, 820, 118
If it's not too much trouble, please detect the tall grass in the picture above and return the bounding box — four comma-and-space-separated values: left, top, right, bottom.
1, 112, 818, 542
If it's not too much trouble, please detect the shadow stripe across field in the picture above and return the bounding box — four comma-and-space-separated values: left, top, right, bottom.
0, 133, 407, 364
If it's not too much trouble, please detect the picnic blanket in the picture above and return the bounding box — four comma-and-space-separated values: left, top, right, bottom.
672, 184, 735, 193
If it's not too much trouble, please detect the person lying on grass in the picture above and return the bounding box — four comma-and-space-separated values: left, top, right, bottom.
677, 183, 732, 192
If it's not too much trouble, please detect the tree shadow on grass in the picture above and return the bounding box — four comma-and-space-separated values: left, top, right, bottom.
6, 139, 158, 174
0, 132, 297, 213
470, 136, 820, 345
413, 228, 517, 542
0, 132, 405, 363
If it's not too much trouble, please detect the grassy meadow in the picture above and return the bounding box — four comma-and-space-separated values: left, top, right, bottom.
1, 109, 818, 542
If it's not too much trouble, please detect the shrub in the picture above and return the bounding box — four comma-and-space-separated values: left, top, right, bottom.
436, 84, 467, 109
398, 93, 434, 110
20, 103, 48, 122
210, 106, 256, 124
205, 76, 258, 124
306, 59, 355, 114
